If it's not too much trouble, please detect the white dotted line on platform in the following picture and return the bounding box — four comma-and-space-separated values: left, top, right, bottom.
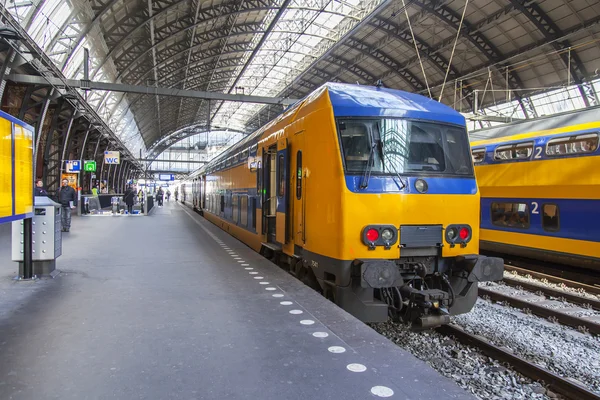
204, 226, 394, 398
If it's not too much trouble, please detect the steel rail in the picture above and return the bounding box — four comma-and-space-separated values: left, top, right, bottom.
437, 324, 600, 400
504, 265, 600, 296
502, 276, 600, 311
478, 287, 600, 335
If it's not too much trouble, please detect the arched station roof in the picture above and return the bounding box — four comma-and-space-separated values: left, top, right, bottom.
4, 0, 600, 158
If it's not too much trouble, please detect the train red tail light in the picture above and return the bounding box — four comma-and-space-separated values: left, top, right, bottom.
445, 225, 472, 247
366, 228, 379, 242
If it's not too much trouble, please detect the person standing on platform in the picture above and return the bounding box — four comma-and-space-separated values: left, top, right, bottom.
156, 187, 164, 207
174, 188, 179, 202
166, 189, 171, 202
57, 179, 77, 232
123, 185, 135, 215
34, 179, 49, 197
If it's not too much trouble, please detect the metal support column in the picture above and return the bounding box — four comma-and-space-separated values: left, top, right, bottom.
21, 218, 33, 279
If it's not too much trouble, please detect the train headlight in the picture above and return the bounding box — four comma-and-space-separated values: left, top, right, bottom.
447, 227, 458, 241
381, 228, 394, 241
415, 179, 428, 193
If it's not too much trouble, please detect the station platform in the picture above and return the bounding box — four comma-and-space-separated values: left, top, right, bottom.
0, 201, 473, 400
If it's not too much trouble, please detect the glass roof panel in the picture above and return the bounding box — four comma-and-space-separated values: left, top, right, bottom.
211, 0, 384, 129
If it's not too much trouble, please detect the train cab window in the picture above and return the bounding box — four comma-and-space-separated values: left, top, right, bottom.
471, 148, 485, 164
338, 121, 370, 172
337, 118, 473, 175
296, 151, 302, 200
491, 202, 530, 229
546, 133, 598, 156
494, 142, 533, 161
542, 204, 559, 232
277, 155, 285, 197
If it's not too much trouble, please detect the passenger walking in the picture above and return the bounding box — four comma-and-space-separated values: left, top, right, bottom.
156, 187, 164, 207
56, 179, 77, 232
34, 179, 49, 197
174, 188, 179, 202
166, 189, 171, 202
123, 185, 135, 215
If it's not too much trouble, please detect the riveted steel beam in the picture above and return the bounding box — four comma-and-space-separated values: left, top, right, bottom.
508, 0, 598, 106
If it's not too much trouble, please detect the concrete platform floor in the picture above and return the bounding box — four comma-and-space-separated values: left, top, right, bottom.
0, 201, 473, 400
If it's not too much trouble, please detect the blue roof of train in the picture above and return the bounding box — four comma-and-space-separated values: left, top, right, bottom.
324, 82, 465, 126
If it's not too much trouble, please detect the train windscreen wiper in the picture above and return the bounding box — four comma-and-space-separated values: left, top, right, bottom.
359, 142, 376, 189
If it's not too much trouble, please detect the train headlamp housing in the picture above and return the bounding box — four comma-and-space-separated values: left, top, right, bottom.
445, 224, 472, 248
414, 179, 428, 193
361, 225, 398, 250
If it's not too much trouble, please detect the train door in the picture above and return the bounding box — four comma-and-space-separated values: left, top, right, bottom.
293, 131, 306, 245
262, 145, 278, 243
201, 175, 206, 209
276, 138, 289, 244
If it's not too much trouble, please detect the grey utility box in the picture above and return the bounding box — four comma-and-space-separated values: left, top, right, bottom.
12, 196, 62, 276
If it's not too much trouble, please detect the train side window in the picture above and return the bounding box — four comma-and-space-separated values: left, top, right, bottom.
491, 202, 530, 229
250, 197, 256, 230
471, 148, 485, 164
278, 154, 285, 197
546, 133, 598, 156
220, 195, 225, 213
296, 151, 302, 199
542, 204, 559, 232
494, 142, 533, 161
232, 196, 239, 223
240, 196, 248, 226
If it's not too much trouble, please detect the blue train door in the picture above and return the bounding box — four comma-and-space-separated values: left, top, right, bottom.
263, 145, 278, 243
276, 138, 289, 244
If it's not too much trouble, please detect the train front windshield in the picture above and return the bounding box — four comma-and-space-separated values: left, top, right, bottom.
337, 118, 474, 176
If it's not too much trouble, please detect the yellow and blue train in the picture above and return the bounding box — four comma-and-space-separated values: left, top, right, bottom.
470, 106, 600, 271
183, 83, 503, 328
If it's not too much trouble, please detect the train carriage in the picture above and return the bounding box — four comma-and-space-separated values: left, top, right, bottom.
184, 83, 503, 328
470, 106, 600, 271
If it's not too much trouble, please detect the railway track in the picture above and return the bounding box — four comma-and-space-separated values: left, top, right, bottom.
504, 265, 600, 296
437, 324, 600, 400
478, 286, 600, 335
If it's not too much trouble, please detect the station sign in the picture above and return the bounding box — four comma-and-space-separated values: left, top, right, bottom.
104, 151, 120, 164
158, 174, 175, 181
65, 160, 81, 173
84, 160, 97, 172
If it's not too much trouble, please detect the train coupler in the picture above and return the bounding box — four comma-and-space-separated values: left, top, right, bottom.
400, 286, 451, 330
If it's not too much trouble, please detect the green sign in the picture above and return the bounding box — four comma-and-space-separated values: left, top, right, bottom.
84, 160, 97, 172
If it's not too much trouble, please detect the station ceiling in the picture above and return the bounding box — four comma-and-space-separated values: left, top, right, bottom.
5, 0, 600, 157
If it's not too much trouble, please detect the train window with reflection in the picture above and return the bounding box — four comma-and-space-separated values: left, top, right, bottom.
493, 142, 533, 161
337, 118, 473, 176
471, 149, 485, 164
542, 204, 559, 232
491, 202, 530, 229
546, 133, 598, 156
278, 155, 285, 197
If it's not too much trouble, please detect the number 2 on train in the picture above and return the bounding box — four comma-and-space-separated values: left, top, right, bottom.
531, 202, 539, 214
534, 147, 542, 159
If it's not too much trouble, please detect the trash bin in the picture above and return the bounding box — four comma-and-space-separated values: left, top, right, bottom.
111, 196, 120, 214
11, 196, 62, 276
